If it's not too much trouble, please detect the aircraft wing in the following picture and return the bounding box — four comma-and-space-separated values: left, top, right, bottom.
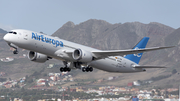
92, 46, 174, 58
133, 65, 166, 68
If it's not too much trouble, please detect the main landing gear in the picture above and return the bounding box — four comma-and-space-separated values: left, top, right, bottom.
59, 61, 93, 72
60, 67, 71, 72
60, 61, 71, 72
82, 66, 93, 72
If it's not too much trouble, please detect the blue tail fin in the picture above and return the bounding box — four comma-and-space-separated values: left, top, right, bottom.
124, 37, 149, 64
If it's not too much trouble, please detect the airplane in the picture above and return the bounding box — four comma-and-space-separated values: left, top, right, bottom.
3, 29, 174, 73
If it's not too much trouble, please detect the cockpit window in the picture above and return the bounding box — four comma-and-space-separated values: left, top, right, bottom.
8, 31, 17, 34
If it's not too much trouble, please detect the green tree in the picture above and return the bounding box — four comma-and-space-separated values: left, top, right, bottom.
25, 75, 29, 79
15, 84, 20, 88
0, 78, 7, 82
27, 78, 33, 83
156, 89, 161, 96
172, 69, 177, 74
9, 78, 11, 81
43, 73, 47, 77
45, 81, 49, 87
151, 90, 155, 96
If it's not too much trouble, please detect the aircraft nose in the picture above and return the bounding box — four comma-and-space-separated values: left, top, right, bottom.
3, 34, 10, 42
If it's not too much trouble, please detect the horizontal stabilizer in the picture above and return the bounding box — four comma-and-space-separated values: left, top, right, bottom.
134, 66, 166, 68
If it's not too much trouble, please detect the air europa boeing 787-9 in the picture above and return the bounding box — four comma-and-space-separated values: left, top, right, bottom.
3, 29, 174, 73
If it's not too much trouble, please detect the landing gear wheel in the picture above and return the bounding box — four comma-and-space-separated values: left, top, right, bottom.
13, 50, 18, 54
82, 67, 86, 72
60, 67, 64, 72
89, 67, 93, 72
82, 67, 93, 72
86, 67, 89, 72
64, 67, 67, 71
67, 68, 71, 72
59, 67, 71, 72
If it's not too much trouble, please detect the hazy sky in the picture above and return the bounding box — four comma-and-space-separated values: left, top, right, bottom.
0, 0, 180, 34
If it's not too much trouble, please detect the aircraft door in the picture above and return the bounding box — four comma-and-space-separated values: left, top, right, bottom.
23, 32, 28, 40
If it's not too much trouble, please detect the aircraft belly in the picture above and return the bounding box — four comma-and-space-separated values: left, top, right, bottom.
90, 58, 138, 73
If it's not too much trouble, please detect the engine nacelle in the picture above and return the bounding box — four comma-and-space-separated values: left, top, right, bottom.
72, 49, 93, 62
28, 51, 48, 63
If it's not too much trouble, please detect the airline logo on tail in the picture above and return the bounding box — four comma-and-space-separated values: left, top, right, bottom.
133, 47, 142, 57
124, 37, 149, 64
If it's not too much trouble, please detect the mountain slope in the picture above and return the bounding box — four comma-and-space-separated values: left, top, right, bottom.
0, 20, 179, 88
164, 28, 180, 70
52, 19, 179, 87
53, 19, 175, 66
0, 28, 7, 34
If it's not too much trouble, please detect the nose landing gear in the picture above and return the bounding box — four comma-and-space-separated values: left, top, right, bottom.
13, 49, 18, 54
8, 43, 18, 54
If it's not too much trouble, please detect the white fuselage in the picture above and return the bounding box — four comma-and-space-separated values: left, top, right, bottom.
3, 29, 144, 73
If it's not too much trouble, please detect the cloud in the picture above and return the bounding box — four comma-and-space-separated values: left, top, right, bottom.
0, 24, 16, 31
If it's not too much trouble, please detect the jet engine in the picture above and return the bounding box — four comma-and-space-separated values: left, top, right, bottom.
72, 49, 93, 62
28, 51, 48, 63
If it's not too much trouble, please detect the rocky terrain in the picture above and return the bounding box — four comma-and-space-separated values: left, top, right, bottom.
53, 19, 180, 87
